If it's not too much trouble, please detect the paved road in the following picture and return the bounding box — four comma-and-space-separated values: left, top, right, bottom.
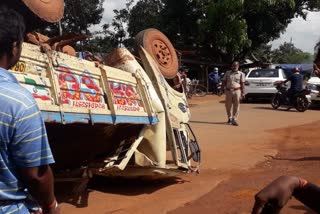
59, 95, 320, 214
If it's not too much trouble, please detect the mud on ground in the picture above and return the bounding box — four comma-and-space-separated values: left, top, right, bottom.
57, 96, 320, 214
170, 122, 320, 214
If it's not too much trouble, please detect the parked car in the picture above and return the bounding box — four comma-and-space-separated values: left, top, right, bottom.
244, 68, 287, 101
306, 71, 320, 104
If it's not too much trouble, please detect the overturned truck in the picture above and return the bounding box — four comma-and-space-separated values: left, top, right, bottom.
4, 0, 201, 181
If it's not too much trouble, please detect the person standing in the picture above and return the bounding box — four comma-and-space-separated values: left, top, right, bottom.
222, 61, 245, 126
173, 71, 183, 92
0, 6, 59, 214
180, 68, 188, 93
209, 67, 220, 94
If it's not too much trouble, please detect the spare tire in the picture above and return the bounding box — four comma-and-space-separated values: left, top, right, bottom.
135, 28, 179, 79
22, 0, 64, 22
2, 0, 64, 32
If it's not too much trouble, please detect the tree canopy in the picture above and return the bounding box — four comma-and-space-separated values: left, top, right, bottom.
43, 0, 320, 63
124, 0, 320, 62
272, 42, 313, 64
44, 0, 105, 36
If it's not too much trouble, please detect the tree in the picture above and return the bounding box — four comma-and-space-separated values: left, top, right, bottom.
202, 0, 320, 62
124, 0, 320, 63
203, 0, 251, 62
251, 44, 273, 63
272, 42, 313, 64
160, 0, 202, 49
244, 1, 296, 49
127, 0, 163, 37
44, 0, 105, 36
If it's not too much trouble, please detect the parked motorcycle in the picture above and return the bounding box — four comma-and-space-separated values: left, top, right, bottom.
216, 81, 223, 96
271, 82, 311, 112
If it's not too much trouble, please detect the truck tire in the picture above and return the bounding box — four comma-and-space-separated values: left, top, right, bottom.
22, 0, 64, 22
135, 28, 179, 79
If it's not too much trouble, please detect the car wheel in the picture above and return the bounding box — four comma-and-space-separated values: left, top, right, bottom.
134, 28, 179, 79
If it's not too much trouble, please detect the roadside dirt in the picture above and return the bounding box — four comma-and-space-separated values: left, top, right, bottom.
170, 121, 320, 214
58, 95, 320, 214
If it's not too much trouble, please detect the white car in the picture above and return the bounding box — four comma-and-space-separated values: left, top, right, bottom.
306, 72, 320, 104
244, 68, 287, 100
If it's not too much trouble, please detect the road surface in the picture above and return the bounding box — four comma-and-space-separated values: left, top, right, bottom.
58, 95, 320, 214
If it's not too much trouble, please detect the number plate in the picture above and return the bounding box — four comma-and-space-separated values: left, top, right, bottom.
11, 62, 26, 72
255, 83, 270, 87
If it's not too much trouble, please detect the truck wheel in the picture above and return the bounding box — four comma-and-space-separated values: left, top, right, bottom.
22, 0, 64, 22
135, 28, 179, 79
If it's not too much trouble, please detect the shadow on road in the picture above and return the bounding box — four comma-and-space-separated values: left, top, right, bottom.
190, 120, 227, 125
89, 176, 186, 195
253, 106, 295, 112
56, 176, 186, 208
265, 155, 320, 162
253, 106, 303, 112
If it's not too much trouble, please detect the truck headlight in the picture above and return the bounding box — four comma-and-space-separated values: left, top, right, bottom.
307, 83, 319, 91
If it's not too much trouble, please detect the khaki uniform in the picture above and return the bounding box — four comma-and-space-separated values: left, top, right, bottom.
222, 70, 245, 120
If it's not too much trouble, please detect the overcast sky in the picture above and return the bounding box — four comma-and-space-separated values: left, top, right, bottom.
95, 1, 320, 53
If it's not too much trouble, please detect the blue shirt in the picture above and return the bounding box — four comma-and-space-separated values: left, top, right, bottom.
209, 72, 220, 84
0, 68, 54, 213
288, 72, 303, 91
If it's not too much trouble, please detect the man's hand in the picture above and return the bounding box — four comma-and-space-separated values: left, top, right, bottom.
241, 91, 245, 100
46, 206, 61, 214
31, 206, 61, 214
252, 176, 300, 214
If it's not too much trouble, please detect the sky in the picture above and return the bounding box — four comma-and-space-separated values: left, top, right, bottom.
95, 0, 320, 53
271, 12, 320, 54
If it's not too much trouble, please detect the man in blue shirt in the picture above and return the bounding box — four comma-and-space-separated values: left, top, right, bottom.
0, 6, 58, 214
209, 67, 220, 94
283, 67, 304, 104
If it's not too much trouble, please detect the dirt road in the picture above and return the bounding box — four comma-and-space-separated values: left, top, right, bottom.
59, 95, 320, 214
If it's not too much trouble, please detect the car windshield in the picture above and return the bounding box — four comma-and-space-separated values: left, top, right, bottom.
248, 70, 279, 78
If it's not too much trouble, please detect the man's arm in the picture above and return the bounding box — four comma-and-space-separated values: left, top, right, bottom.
283, 75, 292, 84
19, 166, 57, 213
252, 176, 320, 214
240, 73, 245, 98
252, 176, 300, 214
11, 102, 58, 213
221, 71, 228, 89
293, 181, 320, 212
283, 79, 289, 84
208, 73, 214, 81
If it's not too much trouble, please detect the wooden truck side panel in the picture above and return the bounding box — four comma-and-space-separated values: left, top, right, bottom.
11, 43, 159, 125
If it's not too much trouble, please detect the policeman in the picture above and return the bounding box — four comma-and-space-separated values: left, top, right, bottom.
222, 61, 245, 126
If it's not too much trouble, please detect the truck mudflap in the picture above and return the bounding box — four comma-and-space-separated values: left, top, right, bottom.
173, 123, 201, 174
185, 123, 201, 164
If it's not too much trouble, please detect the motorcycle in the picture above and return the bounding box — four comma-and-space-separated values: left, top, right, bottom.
271, 82, 311, 112
216, 80, 223, 96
